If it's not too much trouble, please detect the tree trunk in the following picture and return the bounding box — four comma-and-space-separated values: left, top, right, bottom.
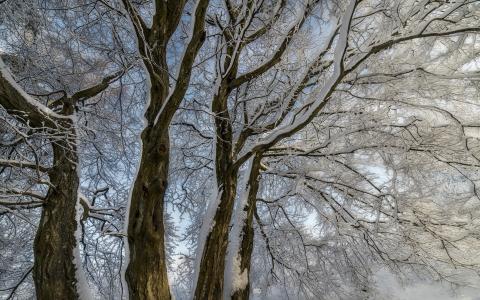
33, 138, 81, 299
194, 84, 238, 299
122, 0, 208, 295
194, 172, 238, 299
232, 156, 261, 300
125, 126, 171, 300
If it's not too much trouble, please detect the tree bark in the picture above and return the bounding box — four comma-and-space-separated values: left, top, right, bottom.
33, 133, 81, 299
125, 126, 171, 300
231, 156, 262, 300
121, 1, 208, 297
1, 56, 121, 300
194, 173, 238, 299
194, 83, 238, 299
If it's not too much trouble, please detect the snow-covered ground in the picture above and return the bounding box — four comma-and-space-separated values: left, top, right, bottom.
373, 269, 480, 300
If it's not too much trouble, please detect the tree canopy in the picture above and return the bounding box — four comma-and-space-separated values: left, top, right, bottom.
1, 0, 480, 299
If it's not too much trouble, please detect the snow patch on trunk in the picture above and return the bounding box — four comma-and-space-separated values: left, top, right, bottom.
192, 72, 224, 294
191, 187, 221, 292
73, 113, 94, 300
224, 158, 253, 297
74, 192, 94, 300
191, 128, 221, 292
231, 254, 249, 293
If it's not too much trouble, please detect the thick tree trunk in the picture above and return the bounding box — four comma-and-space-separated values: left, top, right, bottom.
231, 156, 261, 300
33, 138, 81, 299
194, 84, 238, 299
122, 0, 208, 294
125, 127, 171, 300
194, 172, 237, 299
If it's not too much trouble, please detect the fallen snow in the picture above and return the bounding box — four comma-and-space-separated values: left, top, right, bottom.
372, 269, 480, 300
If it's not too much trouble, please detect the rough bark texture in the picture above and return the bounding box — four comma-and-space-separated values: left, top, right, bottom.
193, 76, 234, 298
33, 133, 80, 299
194, 174, 238, 299
125, 126, 171, 300
193, 1, 298, 294
194, 77, 238, 299
121, 0, 209, 297
232, 156, 262, 300
0, 61, 84, 299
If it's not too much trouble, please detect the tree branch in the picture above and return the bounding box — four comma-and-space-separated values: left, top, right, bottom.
153, 0, 210, 127
0, 159, 50, 173
230, 0, 319, 89
0, 58, 70, 128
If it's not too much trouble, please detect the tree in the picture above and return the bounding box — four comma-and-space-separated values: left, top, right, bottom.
1, 0, 480, 299
0, 1, 128, 298
0, 56, 124, 298
189, 0, 480, 298
119, 0, 209, 299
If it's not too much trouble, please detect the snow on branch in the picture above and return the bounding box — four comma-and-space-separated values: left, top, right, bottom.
0, 57, 71, 128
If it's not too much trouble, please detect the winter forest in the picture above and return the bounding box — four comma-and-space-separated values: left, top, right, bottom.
1, 0, 480, 299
